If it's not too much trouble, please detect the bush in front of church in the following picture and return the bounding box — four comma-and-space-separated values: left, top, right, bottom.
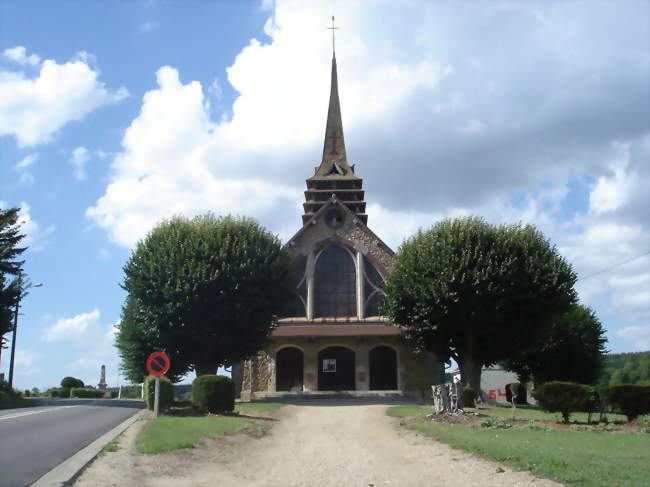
192, 375, 235, 414
604, 384, 650, 422
534, 381, 594, 423
143, 375, 174, 413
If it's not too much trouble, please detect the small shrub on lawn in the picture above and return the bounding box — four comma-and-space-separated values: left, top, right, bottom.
143, 375, 174, 413
61, 376, 84, 388
462, 386, 475, 408
605, 384, 650, 422
70, 387, 105, 398
534, 381, 593, 424
192, 375, 235, 413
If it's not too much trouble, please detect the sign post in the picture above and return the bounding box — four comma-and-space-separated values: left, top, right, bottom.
146, 352, 171, 417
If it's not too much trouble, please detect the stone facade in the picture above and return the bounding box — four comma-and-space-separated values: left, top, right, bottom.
233, 51, 443, 400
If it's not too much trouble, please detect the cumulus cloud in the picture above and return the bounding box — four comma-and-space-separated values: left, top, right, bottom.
69, 146, 90, 180
42, 309, 101, 343
0, 50, 128, 147
3, 46, 40, 66
87, 1, 649, 325
140, 21, 157, 33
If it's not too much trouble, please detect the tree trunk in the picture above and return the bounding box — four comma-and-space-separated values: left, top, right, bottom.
458, 331, 483, 403
195, 361, 217, 376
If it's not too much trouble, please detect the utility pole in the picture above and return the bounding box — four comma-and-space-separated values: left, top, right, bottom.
8, 275, 42, 389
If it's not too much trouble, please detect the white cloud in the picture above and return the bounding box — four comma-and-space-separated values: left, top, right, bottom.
3, 46, 40, 66
42, 309, 101, 343
140, 21, 157, 32
14, 349, 40, 367
16, 154, 38, 169
616, 325, 650, 351
0, 51, 128, 147
69, 146, 90, 180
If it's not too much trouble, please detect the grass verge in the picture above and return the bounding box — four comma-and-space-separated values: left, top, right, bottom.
235, 402, 285, 414
388, 405, 650, 487
137, 415, 254, 453
102, 439, 119, 453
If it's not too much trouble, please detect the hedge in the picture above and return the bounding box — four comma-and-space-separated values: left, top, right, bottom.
534, 381, 594, 423
143, 375, 174, 412
70, 388, 105, 398
605, 384, 650, 422
50, 387, 71, 398
192, 375, 235, 413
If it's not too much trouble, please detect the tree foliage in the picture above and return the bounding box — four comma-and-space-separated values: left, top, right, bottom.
115, 214, 293, 382
0, 207, 26, 350
598, 351, 650, 386
502, 304, 607, 385
382, 216, 577, 395
60, 376, 85, 388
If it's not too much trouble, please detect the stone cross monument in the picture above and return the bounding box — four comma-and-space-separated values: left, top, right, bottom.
98, 364, 107, 390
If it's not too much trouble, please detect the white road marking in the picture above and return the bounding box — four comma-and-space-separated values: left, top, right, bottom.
0, 405, 80, 421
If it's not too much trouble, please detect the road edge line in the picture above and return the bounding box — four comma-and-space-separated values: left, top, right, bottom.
31, 408, 148, 487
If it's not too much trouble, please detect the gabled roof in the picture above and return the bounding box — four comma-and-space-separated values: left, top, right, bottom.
286, 195, 394, 257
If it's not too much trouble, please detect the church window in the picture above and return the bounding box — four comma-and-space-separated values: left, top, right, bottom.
282, 255, 307, 318
314, 244, 356, 317
364, 256, 385, 317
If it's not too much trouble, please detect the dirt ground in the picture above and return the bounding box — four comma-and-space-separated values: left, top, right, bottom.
74, 399, 561, 487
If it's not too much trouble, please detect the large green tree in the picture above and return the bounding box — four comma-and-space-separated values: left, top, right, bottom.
116, 214, 293, 382
0, 207, 26, 354
502, 304, 608, 385
382, 216, 577, 396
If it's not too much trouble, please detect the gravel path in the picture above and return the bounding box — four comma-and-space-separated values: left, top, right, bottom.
75, 400, 561, 487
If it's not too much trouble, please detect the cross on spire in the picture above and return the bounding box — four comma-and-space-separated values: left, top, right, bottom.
328, 16, 339, 56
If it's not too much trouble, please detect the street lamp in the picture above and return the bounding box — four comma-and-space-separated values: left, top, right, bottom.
8, 274, 43, 389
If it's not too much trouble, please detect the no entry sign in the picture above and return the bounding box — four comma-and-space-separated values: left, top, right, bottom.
146, 351, 170, 376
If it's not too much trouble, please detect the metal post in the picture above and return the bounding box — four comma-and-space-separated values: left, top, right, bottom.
7, 286, 21, 389
154, 376, 161, 417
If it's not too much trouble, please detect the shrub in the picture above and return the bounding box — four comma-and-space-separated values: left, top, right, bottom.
192, 375, 235, 413
605, 385, 650, 422
50, 387, 71, 398
461, 386, 475, 408
0, 380, 10, 393
534, 381, 593, 423
143, 375, 174, 413
61, 376, 84, 388
70, 388, 105, 398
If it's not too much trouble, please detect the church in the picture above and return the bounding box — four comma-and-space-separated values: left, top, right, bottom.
234, 49, 443, 399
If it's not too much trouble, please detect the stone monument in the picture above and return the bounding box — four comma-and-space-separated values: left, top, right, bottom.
98, 364, 107, 390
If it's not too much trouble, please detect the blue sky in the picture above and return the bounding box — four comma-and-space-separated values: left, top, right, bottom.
1, 0, 648, 391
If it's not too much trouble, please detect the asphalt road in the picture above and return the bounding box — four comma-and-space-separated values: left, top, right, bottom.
0, 399, 144, 487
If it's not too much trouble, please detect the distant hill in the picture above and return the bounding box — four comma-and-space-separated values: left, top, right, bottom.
598, 351, 650, 386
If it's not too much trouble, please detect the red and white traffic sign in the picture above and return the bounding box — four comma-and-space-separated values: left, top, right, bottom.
146, 351, 170, 376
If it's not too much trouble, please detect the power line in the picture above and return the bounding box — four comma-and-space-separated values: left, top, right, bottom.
577, 250, 650, 281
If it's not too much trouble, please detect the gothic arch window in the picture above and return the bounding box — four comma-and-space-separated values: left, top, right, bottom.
282, 255, 307, 318
363, 256, 385, 317
314, 244, 356, 317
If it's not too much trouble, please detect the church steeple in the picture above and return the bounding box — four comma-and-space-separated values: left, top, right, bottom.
315, 54, 351, 176
302, 30, 367, 226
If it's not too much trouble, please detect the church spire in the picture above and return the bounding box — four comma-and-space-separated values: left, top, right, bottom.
302, 19, 367, 225
319, 54, 348, 170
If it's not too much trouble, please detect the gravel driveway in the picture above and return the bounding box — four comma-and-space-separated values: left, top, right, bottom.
75, 399, 560, 487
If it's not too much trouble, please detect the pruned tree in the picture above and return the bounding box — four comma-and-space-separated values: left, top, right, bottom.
502, 304, 608, 385
115, 214, 293, 381
382, 216, 577, 398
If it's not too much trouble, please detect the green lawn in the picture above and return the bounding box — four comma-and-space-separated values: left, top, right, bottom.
235, 402, 285, 414
387, 405, 650, 487
137, 415, 254, 453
